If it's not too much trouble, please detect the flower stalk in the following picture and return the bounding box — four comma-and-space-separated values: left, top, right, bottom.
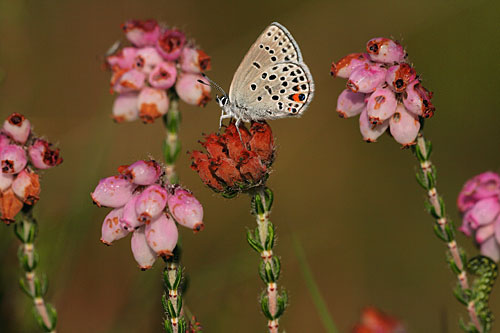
163, 96, 181, 184
162, 248, 187, 333
14, 206, 57, 332
414, 133, 495, 333
247, 188, 288, 332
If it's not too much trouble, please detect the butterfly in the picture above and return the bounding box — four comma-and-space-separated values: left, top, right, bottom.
202, 22, 314, 129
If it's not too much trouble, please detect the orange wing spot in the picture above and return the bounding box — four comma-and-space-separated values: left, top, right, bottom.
292, 93, 306, 103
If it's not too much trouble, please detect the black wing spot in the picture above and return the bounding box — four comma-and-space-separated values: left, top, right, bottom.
280, 89, 285, 93
278, 41, 283, 46
296, 69, 302, 74
281, 81, 288, 87
274, 36, 278, 41
269, 49, 275, 54
272, 95, 279, 100
259, 44, 264, 49
272, 66, 278, 71
282, 48, 287, 53
267, 32, 272, 37
292, 85, 300, 92
291, 108, 298, 114
299, 76, 305, 81
282, 67, 289, 72
250, 84, 257, 91
290, 71, 296, 76
292, 77, 299, 83
301, 84, 307, 90
280, 77, 286, 81
253, 62, 261, 69
261, 73, 267, 79
298, 94, 306, 101
278, 102, 283, 110
271, 56, 277, 62
265, 85, 272, 94
257, 96, 262, 101
269, 74, 277, 80
265, 46, 270, 50
284, 56, 290, 61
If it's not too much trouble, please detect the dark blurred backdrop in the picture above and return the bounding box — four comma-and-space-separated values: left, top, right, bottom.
0, 0, 499, 332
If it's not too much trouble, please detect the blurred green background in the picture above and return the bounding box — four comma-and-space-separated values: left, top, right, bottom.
0, 0, 499, 332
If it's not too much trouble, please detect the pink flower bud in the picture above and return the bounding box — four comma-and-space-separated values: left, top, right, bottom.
466, 197, 500, 228
330, 53, 371, 78
135, 184, 168, 224
366, 38, 406, 63
366, 87, 397, 124
145, 213, 178, 257
179, 47, 211, 73
156, 29, 186, 61
403, 80, 435, 118
118, 160, 162, 185
0, 188, 23, 224
101, 207, 129, 245
3, 113, 31, 144
28, 139, 63, 170
457, 172, 500, 213
148, 62, 177, 89
120, 193, 142, 231
11, 169, 40, 205
107, 47, 138, 70
336, 89, 365, 118
389, 105, 420, 146
134, 47, 163, 75
114, 69, 146, 93
112, 93, 140, 123
175, 73, 211, 106
480, 236, 500, 262
131, 226, 157, 270
167, 187, 204, 232
138, 87, 169, 124
385, 64, 416, 93
91, 176, 136, 208
0, 144, 27, 174
346, 63, 386, 93
121, 19, 160, 47
359, 108, 389, 142
0, 172, 13, 192
476, 223, 495, 243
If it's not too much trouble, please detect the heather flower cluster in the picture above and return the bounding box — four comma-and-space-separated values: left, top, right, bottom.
0, 113, 62, 224
331, 38, 435, 146
353, 307, 405, 333
190, 122, 275, 196
91, 159, 203, 270
106, 19, 211, 124
457, 171, 500, 261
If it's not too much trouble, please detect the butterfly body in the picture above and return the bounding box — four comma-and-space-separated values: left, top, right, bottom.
214, 22, 314, 128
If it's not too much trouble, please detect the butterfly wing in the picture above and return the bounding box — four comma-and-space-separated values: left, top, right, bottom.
228, 22, 314, 120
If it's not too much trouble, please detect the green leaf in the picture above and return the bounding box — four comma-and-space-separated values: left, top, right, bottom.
274, 290, 288, 319
264, 188, 274, 211
247, 230, 263, 252
166, 299, 177, 318
259, 261, 268, 283
14, 222, 26, 242
425, 139, 433, 159
253, 193, 265, 216
426, 171, 436, 189
260, 293, 273, 320
178, 317, 187, 333
19, 277, 33, 297
34, 275, 43, 297
27, 222, 37, 243
433, 224, 447, 242
163, 269, 173, 290
173, 267, 182, 290
415, 170, 428, 189
176, 294, 183, 314
164, 139, 182, 165
272, 256, 281, 280
265, 261, 276, 283
453, 285, 468, 305
265, 223, 275, 250
162, 293, 169, 312
46, 302, 57, 330
32, 306, 50, 332
164, 319, 174, 333
414, 142, 425, 162
292, 234, 338, 333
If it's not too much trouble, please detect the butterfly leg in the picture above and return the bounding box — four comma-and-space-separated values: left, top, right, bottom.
219, 113, 232, 129
234, 117, 244, 142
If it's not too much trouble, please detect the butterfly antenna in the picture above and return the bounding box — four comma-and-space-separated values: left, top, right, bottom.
198, 73, 227, 97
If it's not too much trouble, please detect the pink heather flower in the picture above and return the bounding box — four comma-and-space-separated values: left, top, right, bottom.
3, 113, 31, 144
0, 144, 27, 174
359, 108, 389, 142
0, 172, 13, 192
336, 89, 366, 118
11, 169, 40, 205
389, 104, 420, 146
131, 226, 158, 270
91, 176, 136, 208
118, 160, 162, 185
330, 53, 371, 79
112, 93, 140, 123
107, 47, 138, 70
167, 186, 204, 232
135, 184, 168, 224
458, 172, 500, 261
366, 38, 406, 63
332, 37, 435, 146
403, 80, 435, 118
386, 63, 416, 93
120, 194, 143, 231
457, 172, 500, 213
101, 207, 129, 245
366, 87, 397, 124
121, 19, 160, 47
134, 47, 163, 75
346, 63, 386, 93
148, 61, 177, 89
145, 213, 178, 257
28, 139, 63, 170
138, 87, 169, 123
114, 69, 146, 93
156, 29, 186, 61
175, 73, 211, 106
179, 47, 211, 73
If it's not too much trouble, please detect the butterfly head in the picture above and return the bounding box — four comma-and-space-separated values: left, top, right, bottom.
216, 95, 229, 108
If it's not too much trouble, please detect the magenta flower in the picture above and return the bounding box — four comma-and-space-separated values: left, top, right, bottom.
105, 19, 211, 124
0, 113, 62, 224
92, 159, 205, 269
458, 171, 500, 261
331, 37, 435, 147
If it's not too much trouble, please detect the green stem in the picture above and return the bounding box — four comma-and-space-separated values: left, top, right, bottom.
248, 188, 287, 333
14, 207, 57, 332
163, 97, 181, 185
414, 133, 483, 332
